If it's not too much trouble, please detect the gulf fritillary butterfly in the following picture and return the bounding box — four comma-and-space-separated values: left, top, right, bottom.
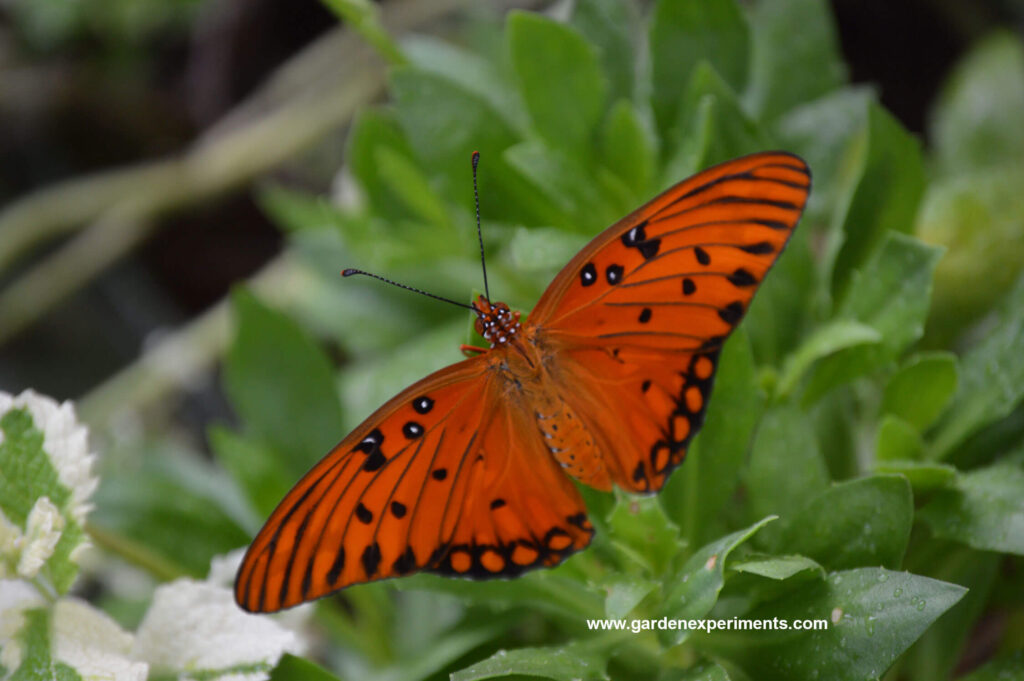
235, 151, 811, 613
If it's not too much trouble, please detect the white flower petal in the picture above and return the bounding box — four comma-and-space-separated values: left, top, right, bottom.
134, 579, 302, 681
0, 579, 46, 673
206, 549, 313, 652
52, 598, 148, 681
0, 390, 98, 524
17, 496, 64, 579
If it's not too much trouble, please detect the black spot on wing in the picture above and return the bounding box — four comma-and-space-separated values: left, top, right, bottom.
361, 542, 381, 577
718, 301, 744, 325
739, 241, 774, 255
327, 547, 345, 584
727, 268, 757, 287
581, 263, 597, 287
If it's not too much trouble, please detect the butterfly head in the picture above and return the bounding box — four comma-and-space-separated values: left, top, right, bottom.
473, 296, 522, 348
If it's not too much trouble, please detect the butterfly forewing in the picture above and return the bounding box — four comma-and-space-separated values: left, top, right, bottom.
235, 359, 490, 612
530, 152, 810, 493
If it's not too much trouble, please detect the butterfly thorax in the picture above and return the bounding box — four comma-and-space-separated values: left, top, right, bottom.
479, 320, 612, 490
473, 296, 522, 348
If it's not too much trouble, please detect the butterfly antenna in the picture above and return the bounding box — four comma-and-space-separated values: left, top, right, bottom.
471, 151, 491, 302
342, 269, 476, 312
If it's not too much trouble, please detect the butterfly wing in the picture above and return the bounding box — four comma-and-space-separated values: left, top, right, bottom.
529, 151, 811, 493
234, 354, 592, 613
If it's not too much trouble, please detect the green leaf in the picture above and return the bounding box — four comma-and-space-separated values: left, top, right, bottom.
608, 495, 682, 576
742, 213, 818, 367
903, 544, 1000, 681
660, 517, 776, 644
602, 574, 658, 619
918, 163, 1024, 343
398, 571, 604, 620
0, 408, 85, 593
745, 0, 845, 121
881, 352, 958, 431
730, 554, 824, 582
744, 405, 830, 546
664, 62, 768, 180
208, 426, 292, 520
875, 415, 925, 462
507, 227, 588, 274
829, 102, 926, 297
676, 662, 732, 681
508, 11, 608, 157
930, 31, 1024, 176
930, 276, 1024, 459
9, 608, 83, 681
778, 475, 913, 570
774, 86, 872, 223
224, 289, 344, 478
346, 109, 420, 221
503, 141, 621, 232
804, 233, 943, 404
389, 67, 529, 223
918, 461, 1024, 555
649, 0, 749, 137
91, 446, 250, 577
0, 408, 72, 529
600, 99, 658, 201
702, 568, 967, 681
374, 145, 451, 229
403, 36, 528, 134
775, 319, 881, 399
570, 0, 636, 105
663, 328, 762, 548
872, 460, 957, 494
450, 640, 610, 681
269, 654, 342, 681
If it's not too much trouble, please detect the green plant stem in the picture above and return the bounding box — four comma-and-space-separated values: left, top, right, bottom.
86, 521, 190, 582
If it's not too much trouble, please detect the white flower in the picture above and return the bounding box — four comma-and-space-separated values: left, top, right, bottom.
133, 578, 303, 681
0, 389, 98, 524
16, 496, 64, 579
207, 549, 314, 645
51, 598, 149, 681
0, 579, 45, 672
0, 586, 148, 681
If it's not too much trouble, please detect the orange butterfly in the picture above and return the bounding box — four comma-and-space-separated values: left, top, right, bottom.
235, 151, 811, 612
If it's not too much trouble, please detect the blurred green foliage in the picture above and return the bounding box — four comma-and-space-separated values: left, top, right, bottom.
5, 0, 204, 53
91, 0, 1024, 679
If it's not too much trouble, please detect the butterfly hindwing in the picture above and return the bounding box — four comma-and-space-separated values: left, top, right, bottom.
426, 406, 593, 579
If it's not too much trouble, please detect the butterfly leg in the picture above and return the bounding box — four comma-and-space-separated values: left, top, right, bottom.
460, 344, 489, 357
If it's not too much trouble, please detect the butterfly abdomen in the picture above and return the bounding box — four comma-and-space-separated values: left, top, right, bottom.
534, 391, 612, 490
